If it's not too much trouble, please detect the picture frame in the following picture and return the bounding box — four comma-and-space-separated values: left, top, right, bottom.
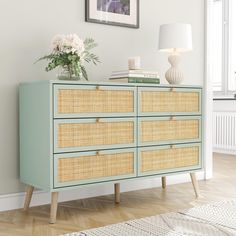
85, 0, 139, 28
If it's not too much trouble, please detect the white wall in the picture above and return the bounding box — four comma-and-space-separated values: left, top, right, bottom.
213, 100, 236, 111
0, 0, 205, 195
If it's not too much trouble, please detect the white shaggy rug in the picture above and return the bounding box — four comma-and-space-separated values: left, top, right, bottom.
63, 200, 236, 236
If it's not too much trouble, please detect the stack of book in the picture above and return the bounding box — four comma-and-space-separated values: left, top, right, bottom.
109, 70, 160, 84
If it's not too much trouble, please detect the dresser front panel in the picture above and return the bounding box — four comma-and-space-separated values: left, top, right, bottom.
54, 118, 137, 153
20, 81, 204, 192
54, 148, 136, 188
139, 116, 201, 146
138, 143, 201, 177
54, 85, 136, 118
138, 87, 201, 116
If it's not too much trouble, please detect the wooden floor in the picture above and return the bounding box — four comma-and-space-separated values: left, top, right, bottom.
0, 153, 236, 236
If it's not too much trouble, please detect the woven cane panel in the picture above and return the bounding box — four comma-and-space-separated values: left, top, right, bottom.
57, 121, 134, 148
141, 91, 200, 113
141, 119, 199, 143
57, 89, 134, 114
141, 146, 199, 173
58, 152, 134, 182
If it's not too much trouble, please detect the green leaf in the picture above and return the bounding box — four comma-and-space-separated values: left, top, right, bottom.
83, 51, 100, 65
81, 65, 88, 81
36, 37, 100, 75
84, 38, 98, 51
34, 54, 56, 64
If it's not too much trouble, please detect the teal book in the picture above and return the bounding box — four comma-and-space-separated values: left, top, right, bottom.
109, 77, 160, 84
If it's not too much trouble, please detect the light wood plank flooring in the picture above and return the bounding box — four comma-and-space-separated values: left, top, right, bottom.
0, 153, 236, 236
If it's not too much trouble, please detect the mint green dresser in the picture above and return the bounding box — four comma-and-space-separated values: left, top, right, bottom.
20, 80, 203, 223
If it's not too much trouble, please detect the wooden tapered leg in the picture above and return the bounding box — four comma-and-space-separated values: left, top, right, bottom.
114, 183, 120, 204
190, 173, 200, 198
50, 192, 59, 224
23, 185, 34, 211
161, 177, 166, 189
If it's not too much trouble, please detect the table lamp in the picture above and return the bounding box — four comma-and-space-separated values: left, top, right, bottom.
159, 23, 192, 84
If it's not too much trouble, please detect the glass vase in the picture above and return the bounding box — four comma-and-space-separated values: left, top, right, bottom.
57, 66, 81, 81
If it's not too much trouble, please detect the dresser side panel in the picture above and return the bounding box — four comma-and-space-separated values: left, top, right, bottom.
20, 82, 52, 190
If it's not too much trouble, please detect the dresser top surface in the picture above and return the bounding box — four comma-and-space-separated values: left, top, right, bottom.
20, 80, 203, 89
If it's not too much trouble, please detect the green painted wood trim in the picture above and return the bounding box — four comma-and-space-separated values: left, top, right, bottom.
51, 166, 202, 192
19, 80, 204, 193
54, 118, 137, 153
137, 87, 202, 116
137, 116, 202, 146
53, 148, 137, 188
54, 84, 137, 118
20, 79, 202, 89
20, 80, 203, 89
19, 82, 53, 190
137, 143, 202, 177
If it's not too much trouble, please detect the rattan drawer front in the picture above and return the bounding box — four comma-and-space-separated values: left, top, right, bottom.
54, 118, 136, 153
140, 117, 201, 145
139, 144, 201, 176
54, 149, 136, 187
139, 87, 201, 115
54, 85, 136, 118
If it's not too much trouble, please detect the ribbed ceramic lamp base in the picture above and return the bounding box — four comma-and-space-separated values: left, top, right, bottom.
165, 54, 184, 85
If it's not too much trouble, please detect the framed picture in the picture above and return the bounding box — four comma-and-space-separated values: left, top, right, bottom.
85, 0, 139, 28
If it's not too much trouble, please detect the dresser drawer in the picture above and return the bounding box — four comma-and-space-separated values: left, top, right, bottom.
138, 87, 201, 116
54, 118, 136, 153
54, 85, 136, 118
54, 148, 136, 187
138, 143, 201, 176
139, 116, 201, 146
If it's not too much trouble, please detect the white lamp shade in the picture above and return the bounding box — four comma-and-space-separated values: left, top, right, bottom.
159, 23, 193, 53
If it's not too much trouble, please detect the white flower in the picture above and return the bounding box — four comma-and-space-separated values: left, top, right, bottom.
80, 52, 85, 63
51, 33, 85, 58
51, 34, 64, 52
61, 34, 85, 56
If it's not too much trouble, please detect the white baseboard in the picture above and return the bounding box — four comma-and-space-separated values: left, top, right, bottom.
0, 172, 205, 212
213, 149, 236, 155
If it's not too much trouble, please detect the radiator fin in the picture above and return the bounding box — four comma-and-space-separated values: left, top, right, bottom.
213, 112, 236, 151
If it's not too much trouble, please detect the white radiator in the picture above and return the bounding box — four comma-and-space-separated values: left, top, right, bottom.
213, 112, 236, 153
